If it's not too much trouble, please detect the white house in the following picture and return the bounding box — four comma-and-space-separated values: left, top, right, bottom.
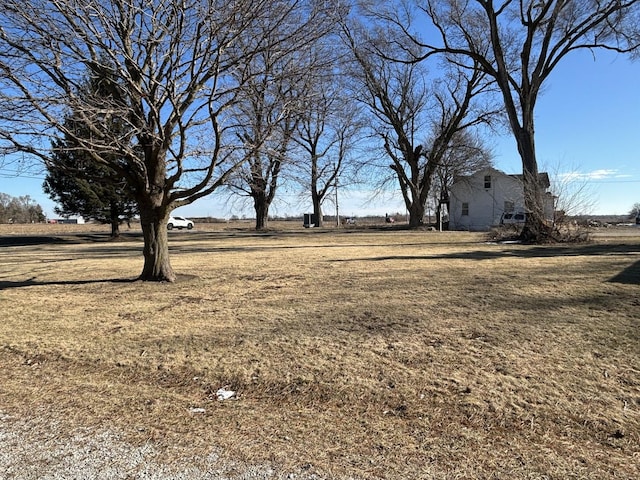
448, 167, 556, 231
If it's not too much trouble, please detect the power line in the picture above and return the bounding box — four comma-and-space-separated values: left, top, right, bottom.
0, 173, 46, 180
0, 166, 46, 179
585, 179, 640, 184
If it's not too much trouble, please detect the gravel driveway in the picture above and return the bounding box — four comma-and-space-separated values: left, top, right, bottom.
0, 411, 329, 480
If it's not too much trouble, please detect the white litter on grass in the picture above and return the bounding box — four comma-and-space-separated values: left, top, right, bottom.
216, 387, 236, 401
189, 407, 206, 414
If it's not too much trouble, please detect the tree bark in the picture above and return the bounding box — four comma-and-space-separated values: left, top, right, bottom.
408, 201, 426, 228
110, 220, 120, 239
312, 193, 323, 227
310, 163, 324, 227
394, 146, 431, 228
109, 201, 120, 239
254, 193, 269, 230
138, 207, 175, 282
514, 125, 551, 242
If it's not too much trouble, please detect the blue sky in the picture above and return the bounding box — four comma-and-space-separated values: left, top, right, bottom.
1, 49, 639, 220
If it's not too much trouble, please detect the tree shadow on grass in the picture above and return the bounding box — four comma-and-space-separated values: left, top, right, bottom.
608, 259, 640, 285
0, 236, 67, 247
0, 273, 199, 291
0, 277, 138, 291
332, 242, 640, 263
0, 232, 144, 247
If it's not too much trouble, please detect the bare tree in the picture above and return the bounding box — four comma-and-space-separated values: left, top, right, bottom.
0, 0, 335, 280
342, 20, 499, 227
548, 166, 597, 220
225, 15, 321, 230
291, 45, 364, 228
405, 0, 640, 241
231, 111, 298, 231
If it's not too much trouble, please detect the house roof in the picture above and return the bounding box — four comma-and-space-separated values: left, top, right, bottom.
509, 172, 550, 189
453, 167, 551, 189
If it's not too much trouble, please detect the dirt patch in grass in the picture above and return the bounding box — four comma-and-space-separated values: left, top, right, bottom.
1, 223, 640, 478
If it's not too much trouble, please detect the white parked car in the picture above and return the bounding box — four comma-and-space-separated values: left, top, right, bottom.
167, 216, 194, 230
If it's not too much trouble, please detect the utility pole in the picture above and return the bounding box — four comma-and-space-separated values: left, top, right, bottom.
334, 165, 340, 227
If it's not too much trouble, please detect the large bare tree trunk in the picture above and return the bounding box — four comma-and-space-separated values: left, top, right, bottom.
310, 165, 324, 227
408, 201, 426, 228
254, 193, 269, 230
514, 124, 552, 242
138, 206, 175, 282
109, 202, 120, 239
110, 220, 120, 239
394, 147, 432, 228
312, 193, 323, 228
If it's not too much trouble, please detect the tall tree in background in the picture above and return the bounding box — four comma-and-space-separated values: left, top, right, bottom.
0, 193, 45, 223
43, 67, 137, 238
0, 0, 337, 281
342, 20, 498, 227
226, 16, 314, 230
292, 46, 363, 228
231, 112, 298, 230
407, 0, 640, 241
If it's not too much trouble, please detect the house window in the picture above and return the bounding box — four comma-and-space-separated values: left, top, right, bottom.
461, 202, 469, 216
484, 175, 491, 189
504, 201, 514, 213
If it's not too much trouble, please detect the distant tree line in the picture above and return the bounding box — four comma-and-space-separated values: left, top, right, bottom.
0, 193, 45, 224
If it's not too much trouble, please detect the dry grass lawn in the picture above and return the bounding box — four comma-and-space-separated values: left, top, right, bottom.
1, 222, 639, 478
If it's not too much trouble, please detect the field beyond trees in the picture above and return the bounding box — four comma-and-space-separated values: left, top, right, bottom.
1, 223, 639, 478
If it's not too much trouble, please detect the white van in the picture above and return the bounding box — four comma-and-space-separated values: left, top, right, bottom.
500, 212, 527, 225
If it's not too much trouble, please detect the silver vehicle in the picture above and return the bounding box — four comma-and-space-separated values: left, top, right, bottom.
167, 216, 194, 230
